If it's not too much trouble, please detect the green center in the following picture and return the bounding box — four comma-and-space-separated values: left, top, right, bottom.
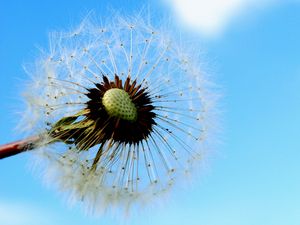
102, 88, 137, 121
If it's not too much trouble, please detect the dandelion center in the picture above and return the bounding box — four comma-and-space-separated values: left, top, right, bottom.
50, 75, 157, 148
102, 88, 137, 121
84, 75, 156, 145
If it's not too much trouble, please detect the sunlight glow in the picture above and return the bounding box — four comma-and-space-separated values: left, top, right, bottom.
167, 0, 274, 36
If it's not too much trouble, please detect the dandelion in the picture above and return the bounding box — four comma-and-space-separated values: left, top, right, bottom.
0, 14, 218, 215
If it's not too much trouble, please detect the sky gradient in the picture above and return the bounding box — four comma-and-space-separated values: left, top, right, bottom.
1, 0, 300, 224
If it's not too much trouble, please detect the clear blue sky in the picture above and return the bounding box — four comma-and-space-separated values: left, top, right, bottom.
1, 0, 300, 224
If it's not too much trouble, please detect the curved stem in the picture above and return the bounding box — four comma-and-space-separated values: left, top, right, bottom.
0, 136, 41, 159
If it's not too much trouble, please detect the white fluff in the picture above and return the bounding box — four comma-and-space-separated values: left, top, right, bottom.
21, 13, 219, 217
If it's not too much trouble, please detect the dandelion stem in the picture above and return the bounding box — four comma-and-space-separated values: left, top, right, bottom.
0, 136, 41, 159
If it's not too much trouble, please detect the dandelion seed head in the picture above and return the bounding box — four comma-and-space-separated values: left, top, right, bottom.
21, 13, 219, 216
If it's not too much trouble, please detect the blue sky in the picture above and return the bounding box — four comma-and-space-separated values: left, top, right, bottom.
1, 0, 300, 224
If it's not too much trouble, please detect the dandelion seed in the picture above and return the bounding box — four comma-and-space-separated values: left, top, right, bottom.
10, 14, 218, 215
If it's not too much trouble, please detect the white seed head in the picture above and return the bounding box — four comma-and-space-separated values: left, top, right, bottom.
21, 13, 219, 217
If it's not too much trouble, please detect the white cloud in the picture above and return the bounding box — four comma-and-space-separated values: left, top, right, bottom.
0, 202, 53, 225
166, 0, 275, 36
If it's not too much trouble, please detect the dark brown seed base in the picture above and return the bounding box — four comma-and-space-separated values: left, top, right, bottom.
50, 75, 157, 150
